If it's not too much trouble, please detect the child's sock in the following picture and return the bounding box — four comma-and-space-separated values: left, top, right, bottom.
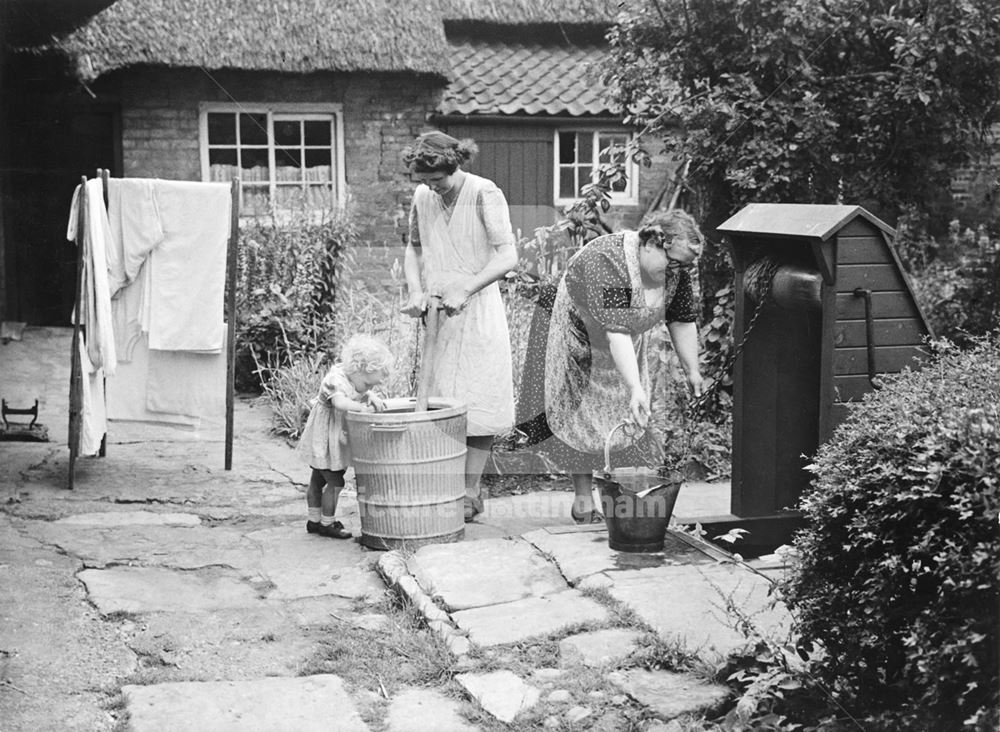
308, 507, 321, 523
320, 514, 336, 526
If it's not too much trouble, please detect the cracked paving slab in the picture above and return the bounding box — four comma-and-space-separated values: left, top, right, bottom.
79, 566, 265, 615
124, 597, 359, 681
27, 521, 261, 573
406, 537, 568, 611
523, 527, 719, 585
450, 589, 611, 647
0, 516, 137, 730
123, 674, 370, 731
385, 687, 479, 732
247, 524, 386, 601
605, 563, 793, 665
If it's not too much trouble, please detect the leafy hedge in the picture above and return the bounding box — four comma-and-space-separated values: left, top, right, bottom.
782, 337, 1000, 730
235, 213, 356, 392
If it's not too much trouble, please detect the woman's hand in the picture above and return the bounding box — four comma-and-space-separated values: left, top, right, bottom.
439, 281, 471, 316
629, 385, 651, 429
400, 291, 427, 318
686, 369, 704, 398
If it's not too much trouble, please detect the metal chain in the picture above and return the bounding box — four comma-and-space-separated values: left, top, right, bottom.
408, 318, 421, 396
686, 264, 779, 418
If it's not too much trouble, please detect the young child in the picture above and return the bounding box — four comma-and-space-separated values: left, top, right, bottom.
297, 334, 392, 539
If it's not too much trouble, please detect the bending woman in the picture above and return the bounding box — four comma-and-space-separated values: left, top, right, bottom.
400, 131, 518, 522
544, 209, 705, 522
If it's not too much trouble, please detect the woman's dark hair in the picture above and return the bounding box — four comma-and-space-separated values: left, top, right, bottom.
402, 131, 479, 174
637, 209, 704, 257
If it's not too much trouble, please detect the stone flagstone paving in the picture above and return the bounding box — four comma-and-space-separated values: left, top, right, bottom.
123, 675, 370, 732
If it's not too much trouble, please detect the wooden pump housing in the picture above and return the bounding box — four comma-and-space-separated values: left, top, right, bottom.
710, 204, 933, 548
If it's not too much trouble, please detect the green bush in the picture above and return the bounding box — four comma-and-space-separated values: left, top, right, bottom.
782, 336, 1000, 730
235, 212, 357, 392
257, 247, 419, 439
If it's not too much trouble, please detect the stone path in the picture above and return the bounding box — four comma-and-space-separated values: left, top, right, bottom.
381, 524, 789, 726
1, 327, 794, 731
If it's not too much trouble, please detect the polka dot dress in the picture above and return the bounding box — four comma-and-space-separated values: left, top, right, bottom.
514, 232, 697, 473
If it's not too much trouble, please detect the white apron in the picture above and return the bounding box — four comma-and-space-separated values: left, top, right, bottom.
413, 174, 515, 436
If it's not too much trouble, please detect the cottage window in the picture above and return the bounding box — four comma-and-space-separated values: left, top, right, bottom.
555, 130, 638, 206
199, 105, 345, 216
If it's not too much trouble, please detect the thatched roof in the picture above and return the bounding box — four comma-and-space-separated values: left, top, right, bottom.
38, 0, 619, 84
50, 0, 452, 82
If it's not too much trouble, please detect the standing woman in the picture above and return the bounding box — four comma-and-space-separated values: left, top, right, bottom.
401, 131, 518, 522
544, 209, 705, 522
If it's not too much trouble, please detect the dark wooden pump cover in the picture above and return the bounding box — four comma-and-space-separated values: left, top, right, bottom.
709, 203, 933, 545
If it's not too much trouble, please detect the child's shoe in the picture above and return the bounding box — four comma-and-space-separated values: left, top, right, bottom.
313, 520, 352, 539
464, 495, 484, 523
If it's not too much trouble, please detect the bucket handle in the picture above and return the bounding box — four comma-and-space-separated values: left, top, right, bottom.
603, 421, 640, 477
370, 423, 408, 434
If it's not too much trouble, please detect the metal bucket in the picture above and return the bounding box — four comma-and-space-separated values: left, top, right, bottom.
597, 478, 681, 552
596, 422, 682, 553
346, 397, 466, 550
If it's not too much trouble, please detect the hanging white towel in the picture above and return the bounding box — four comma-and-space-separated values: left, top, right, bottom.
106, 179, 165, 361
77, 338, 107, 456
105, 333, 200, 427
106, 178, 164, 297
146, 180, 230, 352
145, 340, 227, 419
66, 180, 117, 376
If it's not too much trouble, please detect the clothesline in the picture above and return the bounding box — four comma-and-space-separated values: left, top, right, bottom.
67, 171, 241, 489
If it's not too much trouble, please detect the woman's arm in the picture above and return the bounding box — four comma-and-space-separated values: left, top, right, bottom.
439, 184, 518, 314
607, 331, 650, 428
439, 243, 517, 313
667, 321, 704, 396
401, 241, 426, 317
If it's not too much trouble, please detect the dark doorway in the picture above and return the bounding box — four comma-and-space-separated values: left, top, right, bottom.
4, 94, 120, 325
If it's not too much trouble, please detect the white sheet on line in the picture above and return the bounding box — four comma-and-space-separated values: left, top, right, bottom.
145, 343, 227, 419
106, 178, 164, 297
146, 180, 230, 352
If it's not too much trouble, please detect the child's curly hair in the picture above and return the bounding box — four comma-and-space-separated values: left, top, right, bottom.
340, 334, 394, 376
402, 131, 478, 174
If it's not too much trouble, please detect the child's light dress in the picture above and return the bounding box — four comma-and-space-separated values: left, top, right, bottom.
296, 364, 364, 471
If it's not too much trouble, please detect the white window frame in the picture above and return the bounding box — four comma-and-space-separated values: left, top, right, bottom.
199, 103, 346, 218
553, 129, 639, 206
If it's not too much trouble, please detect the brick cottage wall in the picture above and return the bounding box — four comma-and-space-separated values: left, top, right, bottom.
99, 68, 683, 295
103, 67, 441, 250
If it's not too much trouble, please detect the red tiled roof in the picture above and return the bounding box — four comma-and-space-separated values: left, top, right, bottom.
439, 40, 619, 117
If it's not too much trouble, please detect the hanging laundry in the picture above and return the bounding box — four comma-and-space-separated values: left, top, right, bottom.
146, 180, 230, 352
106, 179, 164, 360
76, 338, 108, 456
106, 178, 164, 296
106, 332, 226, 426
66, 179, 117, 376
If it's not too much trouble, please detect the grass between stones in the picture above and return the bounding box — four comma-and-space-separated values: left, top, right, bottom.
298, 593, 455, 728
98, 555, 744, 731
294, 579, 723, 731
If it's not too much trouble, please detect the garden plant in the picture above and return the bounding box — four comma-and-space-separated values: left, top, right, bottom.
779, 336, 1000, 730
